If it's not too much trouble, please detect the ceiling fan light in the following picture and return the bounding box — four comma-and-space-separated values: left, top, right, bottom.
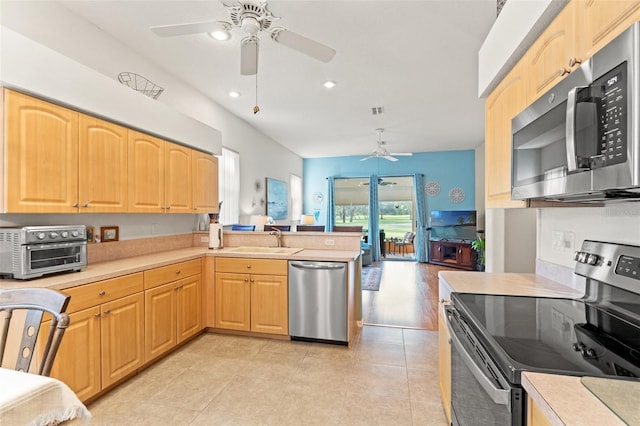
228, 91, 241, 98
208, 22, 231, 41
322, 80, 337, 89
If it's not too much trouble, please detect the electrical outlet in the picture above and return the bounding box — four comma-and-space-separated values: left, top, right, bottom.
563, 232, 574, 251
200, 236, 209, 243
151, 223, 159, 234
552, 231, 563, 250
324, 239, 335, 246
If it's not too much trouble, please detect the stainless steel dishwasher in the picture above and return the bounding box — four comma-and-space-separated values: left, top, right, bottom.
288, 261, 348, 344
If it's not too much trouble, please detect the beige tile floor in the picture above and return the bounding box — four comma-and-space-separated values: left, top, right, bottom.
87, 326, 447, 425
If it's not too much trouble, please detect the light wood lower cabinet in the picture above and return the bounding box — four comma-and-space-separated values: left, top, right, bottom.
42, 274, 144, 402
527, 395, 553, 426
438, 280, 453, 425
144, 259, 203, 363
215, 257, 288, 335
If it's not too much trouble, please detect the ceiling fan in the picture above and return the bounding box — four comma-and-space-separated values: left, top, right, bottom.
149, 0, 336, 76
359, 177, 397, 186
360, 128, 413, 162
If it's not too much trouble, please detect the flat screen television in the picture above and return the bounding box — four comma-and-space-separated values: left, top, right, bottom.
429, 210, 477, 241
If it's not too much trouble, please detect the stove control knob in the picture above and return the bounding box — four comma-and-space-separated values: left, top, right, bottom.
573, 342, 586, 352
71, 230, 79, 238
578, 252, 588, 263
49, 232, 58, 239
36, 232, 46, 240
573, 251, 581, 261
587, 254, 599, 265
585, 348, 596, 357
61, 231, 69, 238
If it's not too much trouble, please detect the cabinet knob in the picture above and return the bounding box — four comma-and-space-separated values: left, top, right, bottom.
98, 291, 106, 296
175, 270, 181, 275
166, 206, 171, 210
72, 203, 79, 208
103, 309, 111, 315
244, 278, 249, 282
246, 264, 252, 269
161, 206, 166, 210
82, 203, 89, 208
250, 278, 255, 283
94, 313, 101, 318
559, 67, 570, 77
568, 57, 582, 67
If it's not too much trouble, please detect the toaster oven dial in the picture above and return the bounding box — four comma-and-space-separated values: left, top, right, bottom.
36, 232, 46, 240
71, 230, 79, 238
61, 231, 69, 238
49, 232, 58, 239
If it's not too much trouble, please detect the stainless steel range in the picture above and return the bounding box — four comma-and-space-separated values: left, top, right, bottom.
0, 225, 87, 280
445, 240, 640, 425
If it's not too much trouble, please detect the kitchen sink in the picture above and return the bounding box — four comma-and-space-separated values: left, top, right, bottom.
224, 246, 303, 255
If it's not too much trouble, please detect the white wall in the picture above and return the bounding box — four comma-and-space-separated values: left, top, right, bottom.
0, 2, 302, 237
538, 204, 640, 268
486, 208, 536, 273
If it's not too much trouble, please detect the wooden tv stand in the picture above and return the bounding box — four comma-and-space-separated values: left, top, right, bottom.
429, 240, 476, 271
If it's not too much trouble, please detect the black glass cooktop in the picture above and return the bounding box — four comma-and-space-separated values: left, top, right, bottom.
452, 293, 640, 384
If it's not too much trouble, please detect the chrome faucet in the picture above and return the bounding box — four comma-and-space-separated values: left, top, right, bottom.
269, 228, 282, 247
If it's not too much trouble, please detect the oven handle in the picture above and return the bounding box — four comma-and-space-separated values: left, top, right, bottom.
445, 309, 511, 409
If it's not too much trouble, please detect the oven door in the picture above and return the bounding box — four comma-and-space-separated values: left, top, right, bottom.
445, 306, 523, 426
23, 241, 87, 278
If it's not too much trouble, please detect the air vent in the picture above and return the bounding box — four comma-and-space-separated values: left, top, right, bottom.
371, 106, 385, 115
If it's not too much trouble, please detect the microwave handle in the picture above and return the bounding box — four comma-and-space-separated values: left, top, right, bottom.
565, 86, 584, 172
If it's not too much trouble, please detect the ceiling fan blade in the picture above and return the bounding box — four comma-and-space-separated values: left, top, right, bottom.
390, 152, 413, 156
382, 155, 399, 162
360, 155, 375, 162
150, 20, 224, 37
241, 37, 259, 75
270, 28, 336, 62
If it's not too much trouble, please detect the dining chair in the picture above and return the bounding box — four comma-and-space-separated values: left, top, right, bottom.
231, 224, 256, 231
395, 232, 416, 256
264, 225, 291, 232
333, 226, 363, 233
0, 288, 70, 376
296, 225, 325, 232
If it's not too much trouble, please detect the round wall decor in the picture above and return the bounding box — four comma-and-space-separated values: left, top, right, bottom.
448, 187, 466, 203
424, 181, 441, 196
312, 192, 324, 204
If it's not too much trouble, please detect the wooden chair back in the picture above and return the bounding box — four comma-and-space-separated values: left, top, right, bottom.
333, 226, 363, 233
264, 225, 291, 232
0, 288, 70, 376
296, 225, 325, 232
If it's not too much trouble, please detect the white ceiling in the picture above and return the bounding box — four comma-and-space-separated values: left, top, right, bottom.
4, 0, 497, 158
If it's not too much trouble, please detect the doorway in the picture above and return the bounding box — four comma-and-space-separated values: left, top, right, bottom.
333, 176, 415, 261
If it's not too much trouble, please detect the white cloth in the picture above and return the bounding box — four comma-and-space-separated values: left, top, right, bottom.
0, 367, 91, 425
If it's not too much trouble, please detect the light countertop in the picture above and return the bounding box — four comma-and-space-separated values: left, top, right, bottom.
439, 270, 637, 425
0, 247, 360, 291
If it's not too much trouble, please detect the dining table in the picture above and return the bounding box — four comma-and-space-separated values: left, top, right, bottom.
0, 367, 91, 425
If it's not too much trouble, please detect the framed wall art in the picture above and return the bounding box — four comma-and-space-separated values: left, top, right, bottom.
265, 177, 288, 220
100, 226, 119, 242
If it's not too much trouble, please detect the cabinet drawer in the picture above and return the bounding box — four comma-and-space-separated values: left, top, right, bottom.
63, 273, 144, 313
215, 257, 287, 275
144, 259, 202, 289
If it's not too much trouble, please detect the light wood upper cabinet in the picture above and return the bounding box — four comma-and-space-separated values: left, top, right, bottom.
524, 3, 576, 102
165, 143, 192, 213
575, 0, 640, 60
128, 129, 165, 213
485, 60, 529, 208
78, 114, 128, 212
192, 151, 219, 213
4, 89, 79, 213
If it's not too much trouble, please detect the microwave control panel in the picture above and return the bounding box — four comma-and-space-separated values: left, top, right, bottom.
596, 62, 627, 166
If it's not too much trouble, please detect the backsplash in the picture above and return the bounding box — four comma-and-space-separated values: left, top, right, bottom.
88, 234, 193, 264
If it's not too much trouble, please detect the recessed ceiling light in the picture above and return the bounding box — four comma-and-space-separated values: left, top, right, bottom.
208, 22, 231, 41
322, 80, 337, 89
228, 91, 241, 98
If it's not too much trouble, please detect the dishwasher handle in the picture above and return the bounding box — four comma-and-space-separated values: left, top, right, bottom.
289, 261, 346, 271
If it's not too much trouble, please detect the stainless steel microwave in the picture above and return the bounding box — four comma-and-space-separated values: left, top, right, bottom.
511, 22, 640, 202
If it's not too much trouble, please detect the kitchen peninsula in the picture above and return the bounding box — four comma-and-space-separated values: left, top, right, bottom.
0, 231, 362, 403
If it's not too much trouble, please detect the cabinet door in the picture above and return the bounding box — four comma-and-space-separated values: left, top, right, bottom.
4, 89, 79, 213
430, 241, 443, 262
215, 272, 251, 331
457, 244, 474, 269
165, 142, 192, 213
101, 293, 144, 388
192, 151, 219, 213
438, 301, 451, 425
144, 283, 177, 362
128, 130, 165, 213
177, 274, 202, 343
78, 114, 128, 212
576, 0, 640, 60
524, 3, 575, 101
485, 61, 528, 208
250, 274, 288, 335
44, 307, 101, 402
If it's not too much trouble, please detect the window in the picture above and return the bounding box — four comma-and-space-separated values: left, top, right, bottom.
290, 174, 302, 221
218, 147, 240, 225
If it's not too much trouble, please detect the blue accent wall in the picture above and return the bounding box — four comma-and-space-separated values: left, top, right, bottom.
303, 150, 475, 225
